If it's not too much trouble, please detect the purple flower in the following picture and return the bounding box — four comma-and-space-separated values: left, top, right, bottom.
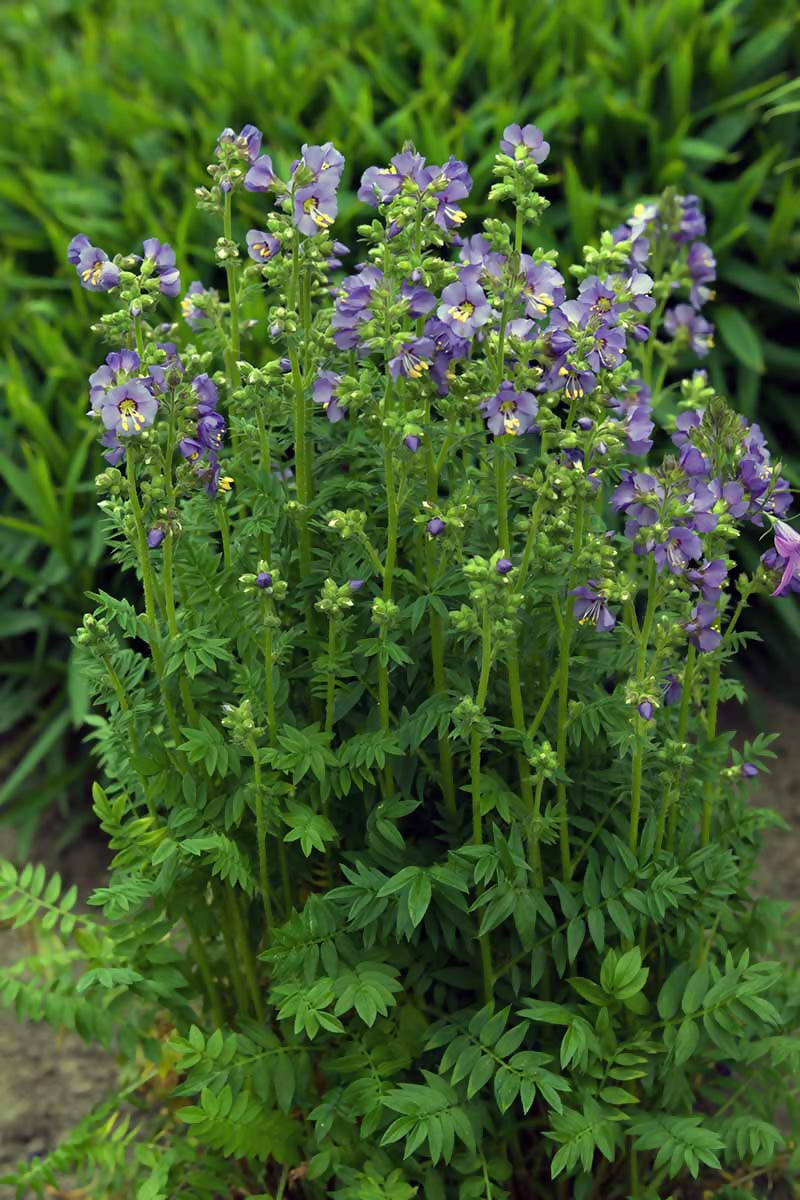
147, 527, 165, 549
480, 381, 538, 437
142, 238, 181, 297
88, 349, 141, 413
499, 123, 549, 164
389, 337, 434, 381
687, 242, 716, 308
675, 195, 706, 243
401, 282, 436, 317
299, 142, 345, 183
687, 559, 728, 602
664, 304, 714, 356
427, 517, 445, 537
358, 150, 430, 206
100, 380, 159, 438
192, 374, 219, 416
638, 701, 654, 721
423, 317, 471, 395
571, 583, 616, 632
557, 363, 596, 400
428, 156, 472, 231
460, 235, 506, 281
662, 674, 683, 706
741, 762, 759, 779
313, 370, 346, 422
181, 281, 211, 329
255, 571, 273, 589
198, 411, 227, 450
74, 243, 120, 291
147, 342, 184, 395
100, 430, 124, 466
67, 234, 92, 265
244, 153, 275, 192
685, 603, 722, 653
348, 579, 365, 591
768, 520, 800, 596
246, 230, 280, 263
577, 277, 621, 325
587, 324, 626, 372
520, 259, 565, 319
179, 437, 204, 464
294, 173, 339, 235
496, 558, 513, 576
437, 268, 492, 338
403, 434, 420, 453
653, 526, 703, 575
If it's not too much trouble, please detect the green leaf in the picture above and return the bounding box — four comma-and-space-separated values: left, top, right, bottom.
715, 305, 765, 374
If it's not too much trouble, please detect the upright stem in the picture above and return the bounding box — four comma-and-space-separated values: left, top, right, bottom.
555, 497, 586, 881
659, 644, 696, 855
249, 739, 275, 939
325, 619, 337, 735
629, 558, 659, 854
495, 438, 509, 554
264, 623, 292, 914
163, 533, 198, 725
378, 378, 399, 799
217, 885, 249, 1015
126, 449, 182, 748
184, 914, 224, 1027
227, 887, 263, 1020
700, 662, 721, 846
223, 190, 241, 391
425, 446, 457, 819
470, 603, 495, 1003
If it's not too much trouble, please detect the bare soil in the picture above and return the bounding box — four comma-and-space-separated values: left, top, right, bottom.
0, 686, 798, 1195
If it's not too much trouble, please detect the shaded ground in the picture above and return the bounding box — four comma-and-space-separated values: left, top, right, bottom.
0, 686, 797, 1193
0, 825, 115, 1191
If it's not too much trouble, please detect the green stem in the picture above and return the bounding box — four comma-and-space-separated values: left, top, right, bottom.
163, 533, 198, 725
217, 503, 232, 570
226, 886, 263, 1020
554, 497, 586, 881
629, 558, 659, 855
223, 189, 240, 390
290, 347, 311, 576
507, 648, 539, 878
249, 740, 275, 939
527, 670, 559, 741
263, 624, 292, 913
325, 618, 337, 734
496, 438, 509, 552
661, 644, 696, 855
185, 914, 224, 1027
218, 886, 249, 1015
126, 449, 182, 748
529, 773, 545, 887
470, 603, 494, 1003
700, 662, 721, 847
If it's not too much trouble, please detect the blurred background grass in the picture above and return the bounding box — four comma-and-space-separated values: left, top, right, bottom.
1, 0, 799, 841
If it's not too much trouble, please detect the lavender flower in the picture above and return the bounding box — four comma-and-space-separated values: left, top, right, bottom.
348, 579, 365, 591
294, 173, 338, 235
67, 234, 92, 265
687, 242, 716, 308
88, 350, 141, 414
687, 559, 728, 602
496, 558, 513, 576
571, 583, 616, 632
192, 374, 219, 416
664, 304, 714, 356
741, 762, 759, 779
427, 517, 445, 537
246, 230, 280, 263
768, 520, 800, 596
653, 526, 703, 575
638, 701, 654, 721
480, 381, 538, 437
244, 152, 275, 192
313, 371, 346, 422
255, 572, 273, 589
403, 435, 420, 453
147, 528, 165, 549
520, 259, 565, 319
73, 242, 120, 291
437, 268, 492, 339
685, 603, 722, 652
142, 238, 181, 297
181, 281, 211, 329
100, 381, 158, 437
499, 123, 550, 164
197, 411, 227, 450
389, 337, 434, 381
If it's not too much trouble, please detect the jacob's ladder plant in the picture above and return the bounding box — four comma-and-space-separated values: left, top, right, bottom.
2, 121, 800, 1199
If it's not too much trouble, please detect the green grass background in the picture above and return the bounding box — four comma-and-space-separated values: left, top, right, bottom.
1, 0, 798, 836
